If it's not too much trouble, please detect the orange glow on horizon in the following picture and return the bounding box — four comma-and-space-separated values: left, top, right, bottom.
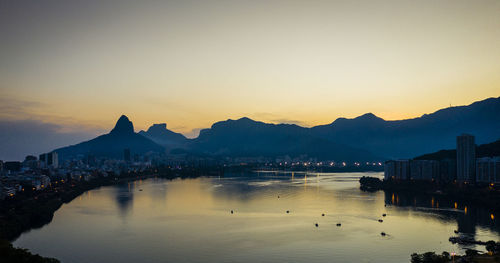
1, 1, 499, 136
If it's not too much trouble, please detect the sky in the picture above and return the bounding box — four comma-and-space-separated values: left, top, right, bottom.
1, 0, 499, 159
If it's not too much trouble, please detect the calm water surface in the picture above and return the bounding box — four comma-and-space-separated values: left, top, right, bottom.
14, 172, 500, 263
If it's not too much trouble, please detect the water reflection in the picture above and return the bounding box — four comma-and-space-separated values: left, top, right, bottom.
384, 190, 500, 247
13, 172, 500, 263
114, 183, 134, 217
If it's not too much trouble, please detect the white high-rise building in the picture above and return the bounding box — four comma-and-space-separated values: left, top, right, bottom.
457, 134, 475, 182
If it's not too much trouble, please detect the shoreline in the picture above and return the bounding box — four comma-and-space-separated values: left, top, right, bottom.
0, 168, 219, 262
360, 176, 500, 262
359, 176, 500, 213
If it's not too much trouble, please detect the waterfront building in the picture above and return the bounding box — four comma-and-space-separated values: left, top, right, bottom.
384, 160, 410, 180
457, 134, 476, 182
383, 134, 500, 184
439, 158, 457, 182
397, 160, 410, 180
410, 160, 440, 181
384, 161, 395, 180
476, 157, 500, 183
385, 159, 444, 182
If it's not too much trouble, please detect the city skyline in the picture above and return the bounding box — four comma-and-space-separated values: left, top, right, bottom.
1, 0, 500, 137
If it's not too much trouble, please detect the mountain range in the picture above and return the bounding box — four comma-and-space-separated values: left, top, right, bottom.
54, 96, 500, 161
311, 97, 500, 158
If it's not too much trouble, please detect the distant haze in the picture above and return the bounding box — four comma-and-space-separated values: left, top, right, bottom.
0, 119, 98, 161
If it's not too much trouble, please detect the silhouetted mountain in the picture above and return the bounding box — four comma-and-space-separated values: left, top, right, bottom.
311, 97, 500, 159
188, 117, 379, 161
51, 96, 499, 162
110, 115, 134, 135
139, 123, 188, 148
414, 139, 500, 161
55, 115, 164, 159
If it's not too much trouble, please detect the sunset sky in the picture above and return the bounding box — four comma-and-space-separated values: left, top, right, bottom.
1, 0, 499, 140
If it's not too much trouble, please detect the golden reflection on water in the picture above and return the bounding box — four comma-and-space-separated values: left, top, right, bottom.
12, 173, 500, 263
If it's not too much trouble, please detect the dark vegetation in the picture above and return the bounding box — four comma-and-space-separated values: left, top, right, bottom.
359, 176, 383, 191
410, 251, 452, 263
411, 247, 500, 263
0, 239, 59, 263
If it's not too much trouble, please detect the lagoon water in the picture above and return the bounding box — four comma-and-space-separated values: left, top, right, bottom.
13, 172, 500, 263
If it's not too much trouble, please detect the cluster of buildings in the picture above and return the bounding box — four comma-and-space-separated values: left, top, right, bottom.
0, 144, 387, 199
151, 150, 383, 169
384, 134, 500, 184
0, 150, 155, 200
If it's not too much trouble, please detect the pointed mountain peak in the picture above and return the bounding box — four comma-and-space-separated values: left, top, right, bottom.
110, 115, 134, 135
